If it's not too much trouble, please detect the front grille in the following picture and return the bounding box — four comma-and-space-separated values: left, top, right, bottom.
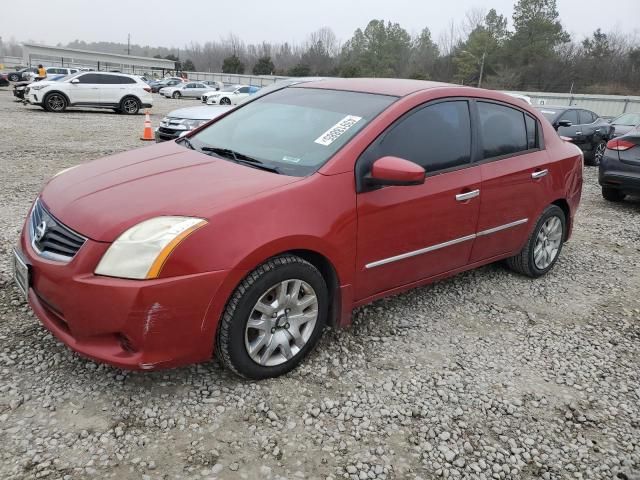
30, 199, 86, 262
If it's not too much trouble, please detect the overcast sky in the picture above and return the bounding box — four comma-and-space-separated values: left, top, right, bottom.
1, 0, 639, 49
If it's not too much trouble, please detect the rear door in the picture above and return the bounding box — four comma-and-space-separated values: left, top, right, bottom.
355, 99, 482, 300
469, 101, 550, 262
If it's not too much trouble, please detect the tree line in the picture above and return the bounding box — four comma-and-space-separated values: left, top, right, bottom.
5, 0, 639, 94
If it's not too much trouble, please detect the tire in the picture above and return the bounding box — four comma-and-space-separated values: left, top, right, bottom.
216, 255, 328, 379
588, 141, 606, 166
506, 205, 566, 278
119, 96, 140, 115
602, 187, 625, 202
172, 91, 181, 99
43, 92, 67, 112
9, 73, 20, 82
220, 97, 231, 105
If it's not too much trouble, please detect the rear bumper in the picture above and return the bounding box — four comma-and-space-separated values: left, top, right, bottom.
18, 224, 231, 370
599, 152, 640, 194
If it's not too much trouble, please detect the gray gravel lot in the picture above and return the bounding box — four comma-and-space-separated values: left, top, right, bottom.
0, 87, 639, 480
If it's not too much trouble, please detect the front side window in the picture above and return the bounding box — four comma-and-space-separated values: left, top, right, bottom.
77, 73, 107, 84
238, 86, 250, 94
373, 101, 472, 172
478, 102, 527, 159
190, 87, 396, 176
559, 110, 579, 125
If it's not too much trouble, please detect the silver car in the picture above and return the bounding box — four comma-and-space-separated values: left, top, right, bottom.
163, 82, 218, 99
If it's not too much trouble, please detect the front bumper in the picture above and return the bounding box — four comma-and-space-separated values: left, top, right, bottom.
155, 126, 184, 142
17, 221, 230, 370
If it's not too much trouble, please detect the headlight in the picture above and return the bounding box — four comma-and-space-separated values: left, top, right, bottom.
183, 119, 206, 130
95, 217, 207, 280
30, 84, 47, 91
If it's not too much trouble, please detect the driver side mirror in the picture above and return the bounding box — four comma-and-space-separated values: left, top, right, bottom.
366, 156, 425, 187
553, 120, 572, 130
70, 78, 80, 84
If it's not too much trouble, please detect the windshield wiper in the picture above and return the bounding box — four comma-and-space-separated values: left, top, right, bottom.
201, 147, 280, 174
177, 136, 196, 150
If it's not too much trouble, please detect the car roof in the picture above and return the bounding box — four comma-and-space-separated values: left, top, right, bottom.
294, 78, 459, 97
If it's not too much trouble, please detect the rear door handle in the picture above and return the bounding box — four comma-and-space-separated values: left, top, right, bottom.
455, 189, 480, 202
531, 169, 548, 179
575, 131, 582, 135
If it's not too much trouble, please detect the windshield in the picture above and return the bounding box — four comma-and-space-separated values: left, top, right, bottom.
189, 87, 396, 176
59, 72, 83, 82
613, 113, 640, 126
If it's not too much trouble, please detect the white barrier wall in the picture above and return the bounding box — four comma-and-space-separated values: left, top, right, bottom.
506, 91, 640, 117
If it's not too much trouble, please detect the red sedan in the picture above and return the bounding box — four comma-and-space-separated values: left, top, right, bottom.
13, 79, 583, 379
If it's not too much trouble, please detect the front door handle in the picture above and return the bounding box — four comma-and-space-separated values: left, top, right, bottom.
531, 169, 549, 179
455, 189, 480, 202
575, 131, 582, 135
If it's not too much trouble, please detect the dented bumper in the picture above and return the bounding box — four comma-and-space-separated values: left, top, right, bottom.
18, 229, 229, 370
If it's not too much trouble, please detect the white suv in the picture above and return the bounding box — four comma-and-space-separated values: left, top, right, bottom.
26, 72, 153, 114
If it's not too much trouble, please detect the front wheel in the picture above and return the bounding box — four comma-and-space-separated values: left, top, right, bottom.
119, 96, 140, 115
590, 141, 606, 166
9, 73, 20, 82
172, 91, 181, 99
43, 92, 67, 112
216, 255, 328, 379
219, 97, 231, 105
506, 205, 566, 278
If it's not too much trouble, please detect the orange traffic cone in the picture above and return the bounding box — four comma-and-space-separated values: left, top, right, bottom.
140, 110, 154, 141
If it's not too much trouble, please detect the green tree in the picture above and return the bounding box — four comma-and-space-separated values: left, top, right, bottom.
407, 28, 439, 79
582, 29, 612, 59
507, 0, 570, 66
182, 59, 195, 71
252, 56, 275, 75
222, 54, 245, 74
340, 20, 412, 77
287, 63, 311, 77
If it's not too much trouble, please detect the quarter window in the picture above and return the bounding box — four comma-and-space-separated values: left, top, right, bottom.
478, 102, 528, 159
525, 114, 538, 149
375, 101, 472, 172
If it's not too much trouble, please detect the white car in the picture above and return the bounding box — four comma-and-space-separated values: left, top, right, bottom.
162, 82, 218, 99
26, 71, 152, 114
202, 85, 258, 105
24, 66, 79, 81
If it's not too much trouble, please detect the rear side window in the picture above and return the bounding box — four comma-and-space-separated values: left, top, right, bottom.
579, 110, 595, 124
377, 100, 472, 172
109, 75, 136, 84
478, 102, 527, 159
77, 73, 107, 84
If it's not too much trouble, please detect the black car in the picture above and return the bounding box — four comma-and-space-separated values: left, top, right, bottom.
608, 112, 640, 139
536, 106, 613, 165
7, 67, 35, 82
599, 128, 640, 202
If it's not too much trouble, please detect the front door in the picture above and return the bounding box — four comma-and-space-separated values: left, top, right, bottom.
71, 73, 103, 104
355, 99, 481, 301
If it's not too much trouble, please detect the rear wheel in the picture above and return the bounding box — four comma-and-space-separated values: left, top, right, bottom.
8, 73, 20, 82
119, 96, 140, 115
43, 92, 67, 112
602, 187, 625, 202
506, 205, 566, 278
216, 255, 328, 379
590, 141, 606, 166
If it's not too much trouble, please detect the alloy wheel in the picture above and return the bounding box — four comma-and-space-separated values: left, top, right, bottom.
220, 97, 231, 105
122, 98, 138, 114
244, 279, 318, 367
593, 142, 606, 166
533, 216, 563, 270
47, 94, 65, 111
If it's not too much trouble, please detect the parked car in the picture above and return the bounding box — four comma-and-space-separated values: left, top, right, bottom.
202, 85, 260, 105
14, 79, 582, 379
156, 78, 324, 142
599, 127, 640, 202
503, 92, 532, 105
162, 82, 217, 99
608, 112, 640, 138
150, 78, 183, 93
25, 71, 152, 114
156, 105, 233, 142
535, 106, 613, 165
13, 74, 66, 100
7, 67, 37, 82
202, 80, 223, 90
24, 67, 79, 81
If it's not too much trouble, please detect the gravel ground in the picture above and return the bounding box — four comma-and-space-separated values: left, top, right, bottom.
0, 87, 639, 480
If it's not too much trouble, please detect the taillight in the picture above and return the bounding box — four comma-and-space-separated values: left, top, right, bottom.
606, 139, 635, 151
143, 86, 151, 93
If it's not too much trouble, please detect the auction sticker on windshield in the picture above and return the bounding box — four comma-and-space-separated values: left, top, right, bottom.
314, 115, 362, 146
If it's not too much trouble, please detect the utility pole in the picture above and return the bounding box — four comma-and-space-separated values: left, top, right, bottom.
127, 34, 130, 55
478, 51, 486, 88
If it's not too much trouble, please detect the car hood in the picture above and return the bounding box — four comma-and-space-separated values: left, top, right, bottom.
167, 105, 233, 121
41, 142, 302, 242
